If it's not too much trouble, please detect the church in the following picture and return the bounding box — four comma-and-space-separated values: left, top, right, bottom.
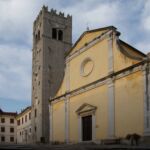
49, 27, 150, 143
31, 6, 150, 144
1, 6, 150, 145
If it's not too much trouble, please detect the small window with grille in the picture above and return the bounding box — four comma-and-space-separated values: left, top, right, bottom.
10, 137, 14, 142
10, 127, 14, 133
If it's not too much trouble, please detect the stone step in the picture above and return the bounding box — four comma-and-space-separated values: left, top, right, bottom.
101, 138, 121, 145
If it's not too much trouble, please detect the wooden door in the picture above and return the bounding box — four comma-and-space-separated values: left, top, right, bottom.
82, 115, 92, 141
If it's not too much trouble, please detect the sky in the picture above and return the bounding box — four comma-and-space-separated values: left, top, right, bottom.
0, 0, 150, 112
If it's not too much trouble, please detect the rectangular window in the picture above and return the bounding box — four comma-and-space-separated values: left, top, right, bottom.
17, 119, 20, 126
10, 127, 14, 133
1, 127, 5, 132
1, 118, 5, 123
10, 118, 14, 124
10, 136, 14, 142
29, 112, 31, 120
1, 136, 5, 142
35, 109, 37, 117
25, 115, 27, 122
30, 128, 31, 133
35, 126, 37, 132
22, 117, 24, 124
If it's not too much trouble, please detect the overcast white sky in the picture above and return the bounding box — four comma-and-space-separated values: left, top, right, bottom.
0, 0, 150, 112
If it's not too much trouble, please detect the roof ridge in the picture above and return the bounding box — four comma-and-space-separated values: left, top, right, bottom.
66, 26, 117, 56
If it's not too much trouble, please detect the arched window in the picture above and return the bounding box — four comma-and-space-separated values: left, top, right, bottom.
37, 30, 40, 40
35, 109, 37, 117
52, 28, 57, 39
58, 30, 63, 41
35, 34, 38, 42
35, 30, 40, 43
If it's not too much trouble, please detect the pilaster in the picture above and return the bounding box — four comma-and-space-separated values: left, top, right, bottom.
49, 103, 53, 142
107, 78, 115, 138
65, 96, 69, 143
66, 62, 70, 92
107, 32, 114, 74
142, 64, 150, 135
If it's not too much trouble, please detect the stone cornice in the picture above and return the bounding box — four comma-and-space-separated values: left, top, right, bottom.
50, 60, 149, 103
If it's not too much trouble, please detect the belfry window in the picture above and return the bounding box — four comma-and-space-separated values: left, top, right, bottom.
35, 30, 40, 43
52, 28, 57, 39
52, 28, 63, 41
58, 30, 63, 41
35, 34, 38, 41
37, 31, 40, 40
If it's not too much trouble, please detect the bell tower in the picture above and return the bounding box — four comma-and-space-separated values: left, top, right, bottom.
31, 6, 72, 143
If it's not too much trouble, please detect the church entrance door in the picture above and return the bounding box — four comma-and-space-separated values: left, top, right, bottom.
82, 115, 92, 141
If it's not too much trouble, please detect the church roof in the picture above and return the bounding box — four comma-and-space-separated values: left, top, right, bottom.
66, 26, 117, 56
17, 106, 31, 117
0, 109, 17, 116
0, 108, 3, 113
66, 25, 146, 59
119, 40, 146, 57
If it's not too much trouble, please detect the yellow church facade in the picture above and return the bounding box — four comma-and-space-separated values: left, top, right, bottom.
49, 26, 150, 143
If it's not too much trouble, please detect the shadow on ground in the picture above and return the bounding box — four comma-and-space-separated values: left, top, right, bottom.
1, 144, 150, 150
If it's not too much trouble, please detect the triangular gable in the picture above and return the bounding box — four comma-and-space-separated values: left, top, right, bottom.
76, 103, 97, 115
66, 26, 116, 56
118, 40, 146, 60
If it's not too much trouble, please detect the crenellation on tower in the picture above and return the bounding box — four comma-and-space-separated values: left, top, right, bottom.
31, 6, 72, 143
34, 6, 72, 29
59, 12, 64, 17
42, 5, 48, 12
50, 8, 57, 15
42, 6, 72, 20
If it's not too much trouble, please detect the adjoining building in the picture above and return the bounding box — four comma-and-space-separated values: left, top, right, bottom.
16, 106, 31, 144
0, 109, 17, 144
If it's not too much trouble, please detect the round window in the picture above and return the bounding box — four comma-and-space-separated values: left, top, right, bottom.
80, 58, 94, 77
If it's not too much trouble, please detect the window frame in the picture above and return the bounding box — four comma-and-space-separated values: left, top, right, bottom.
10, 127, 14, 133
10, 118, 14, 124
1, 127, 5, 132
1, 118, 5, 123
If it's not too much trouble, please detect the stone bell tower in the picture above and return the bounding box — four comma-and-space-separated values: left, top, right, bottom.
31, 6, 72, 143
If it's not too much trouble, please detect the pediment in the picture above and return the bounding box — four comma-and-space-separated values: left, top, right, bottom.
76, 103, 97, 115
67, 26, 114, 56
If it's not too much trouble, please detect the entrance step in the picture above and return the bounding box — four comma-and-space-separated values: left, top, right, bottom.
101, 138, 121, 145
